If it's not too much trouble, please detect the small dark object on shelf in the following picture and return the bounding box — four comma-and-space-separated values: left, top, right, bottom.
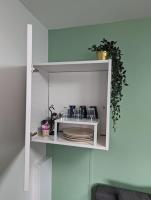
68, 105, 76, 118
90, 106, 98, 119
31, 132, 37, 137
80, 106, 87, 119
48, 105, 58, 135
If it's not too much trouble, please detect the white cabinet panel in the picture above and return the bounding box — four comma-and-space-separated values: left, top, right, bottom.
24, 24, 32, 191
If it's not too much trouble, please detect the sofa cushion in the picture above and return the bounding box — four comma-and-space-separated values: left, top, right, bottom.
118, 189, 151, 200
96, 192, 117, 200
95, 185, 118, 200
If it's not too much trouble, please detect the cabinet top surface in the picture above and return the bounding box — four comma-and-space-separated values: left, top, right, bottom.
33, 60, 111, 73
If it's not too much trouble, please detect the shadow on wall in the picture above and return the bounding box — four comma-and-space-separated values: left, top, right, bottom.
91, 180, 151, 199
0, 66, 26, 180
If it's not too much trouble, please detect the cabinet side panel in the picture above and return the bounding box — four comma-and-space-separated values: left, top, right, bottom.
106, 60, 112, 150
24, 24, 32, 191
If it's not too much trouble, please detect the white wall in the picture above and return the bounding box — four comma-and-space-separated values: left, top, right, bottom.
0, 0, 48, 199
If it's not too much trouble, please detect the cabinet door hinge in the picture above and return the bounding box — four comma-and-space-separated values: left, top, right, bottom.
32, 67, 39, 72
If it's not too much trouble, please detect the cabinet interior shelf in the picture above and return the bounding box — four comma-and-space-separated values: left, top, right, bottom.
31, 118, 106, 150
31, 134, 106, 150
33, 60, 110, 73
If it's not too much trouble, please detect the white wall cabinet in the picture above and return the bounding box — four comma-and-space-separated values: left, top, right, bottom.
24, 24, 112, 190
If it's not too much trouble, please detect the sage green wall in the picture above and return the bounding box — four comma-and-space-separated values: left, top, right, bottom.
47, 18, 151, 200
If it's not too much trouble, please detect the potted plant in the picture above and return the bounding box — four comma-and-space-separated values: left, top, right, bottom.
89, 38, 128, 131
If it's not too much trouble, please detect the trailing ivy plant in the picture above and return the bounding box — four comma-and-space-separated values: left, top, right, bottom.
89, 38, 128, 131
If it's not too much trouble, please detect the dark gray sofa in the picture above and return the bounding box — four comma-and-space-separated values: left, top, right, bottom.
92, 184, 151, 200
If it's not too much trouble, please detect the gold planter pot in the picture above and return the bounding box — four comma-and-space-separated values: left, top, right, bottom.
97, 51, 109, 60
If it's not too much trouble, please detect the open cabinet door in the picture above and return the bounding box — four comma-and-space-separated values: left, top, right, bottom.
24, 24, 32, 191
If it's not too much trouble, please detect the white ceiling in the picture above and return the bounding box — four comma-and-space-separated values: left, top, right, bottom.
20, 0, 151, 29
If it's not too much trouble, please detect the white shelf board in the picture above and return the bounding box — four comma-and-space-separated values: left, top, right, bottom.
56, 118, 100, 125
33, 60, 110, 73
31, 134, 55, 144
31, 134, 107, 150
